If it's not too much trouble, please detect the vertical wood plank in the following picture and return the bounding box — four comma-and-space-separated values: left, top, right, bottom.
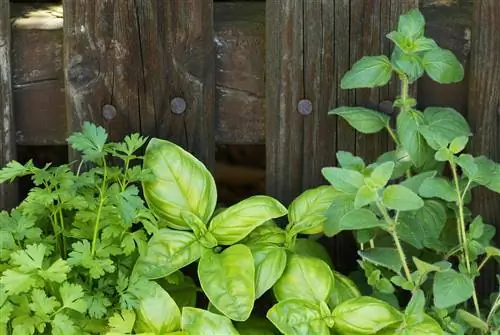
63, 0, 215, 168
302, 1, 336, 189
0, 0, 18, 210
265, 0, 304, 205
468, 0, 500, 296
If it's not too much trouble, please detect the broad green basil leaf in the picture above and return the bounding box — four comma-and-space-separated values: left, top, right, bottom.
198, 245, 255, 321
376, 149, 413, 179
340, 55, 393, 89
321, 167, 364, 194
358, 248, 402, 274
324, 194, 355, 237
336, 151, 365, 171
181, 307, 239, 334
397, 8, 425, 39
339, 208, 386, 231
332, 296, 403, 334
288, 185, 342, 235
160, 275, 197, 309
398, 200, 446, 249
180, 211, 217, 249
251, 245, 287, 299
135, 229, 202, 279
292, 238, 333, 268
330, 107, 390, 134
143, 138, 217, 230
209, 195, 287, 245
329, 271, 361, 307
135, 282, 181, 334
273, 254, 333, 303
382, 185, 424, 211
401, 171, 437, 193
377, 314, 445, 335
267, 299, 331, 335
354, 185, 378, 209
433, 269, 474, 309
419, 177, 457, 202
366, 161, 395, 189
418, 107, 471, 150
422, 48, 464, 84
397, 109, 434, 168
235, 316, 278, 335
243, 221, 286, 247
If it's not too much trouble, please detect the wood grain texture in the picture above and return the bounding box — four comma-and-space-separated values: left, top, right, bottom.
63, 0, 215, 168
468, 0, 500, 296
0, 0, 18, 210
265, 0, 304, 205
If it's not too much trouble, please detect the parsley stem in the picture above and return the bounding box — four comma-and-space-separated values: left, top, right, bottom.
58, 208, 67, 258
91, 158, 108, 258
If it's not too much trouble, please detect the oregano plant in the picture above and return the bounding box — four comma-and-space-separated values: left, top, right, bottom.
325, 8, 500, 335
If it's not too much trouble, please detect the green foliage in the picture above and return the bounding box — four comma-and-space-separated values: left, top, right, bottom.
1, 7, 499, 335
327, 7, 500, 335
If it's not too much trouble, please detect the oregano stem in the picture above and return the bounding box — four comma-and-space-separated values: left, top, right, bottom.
478, 255, 490, 272
91, 159, 108, 258
450, 160, 481, 318
376, 202, 414, 285
385, 125, 400, 146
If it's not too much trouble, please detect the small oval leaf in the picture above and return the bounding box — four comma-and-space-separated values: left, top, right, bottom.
340, 56, 393, 89
329, 107, 390, 134
382, 185, 424, 211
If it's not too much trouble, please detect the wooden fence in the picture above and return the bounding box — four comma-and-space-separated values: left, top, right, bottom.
1, 0, 499, 292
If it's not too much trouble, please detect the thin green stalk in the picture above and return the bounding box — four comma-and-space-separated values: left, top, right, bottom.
487, 294, 500, 325
478, 255, 490, 272
58, 208, 67, 259
377, 202, 414, 285
450, 160, 481, 318
386, 125, 401, 146
91, 159, 108, 258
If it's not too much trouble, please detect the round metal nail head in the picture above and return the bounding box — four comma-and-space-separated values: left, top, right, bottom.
171, 97, 187, 114
298, 99, 312, 115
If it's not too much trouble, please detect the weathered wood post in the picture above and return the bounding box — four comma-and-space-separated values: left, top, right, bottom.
0, 0, 18, 210
468, 0, 500, 296
63, 0, 215, 169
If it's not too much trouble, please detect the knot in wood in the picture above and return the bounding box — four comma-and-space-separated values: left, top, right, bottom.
102, 104, 117, 120
171, 97, 187, 114
297, 99, 313, 116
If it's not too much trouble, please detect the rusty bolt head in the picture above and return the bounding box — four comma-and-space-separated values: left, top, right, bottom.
171, 97, 187, 114
102, 104, 117, 120
298, 99, 313, 116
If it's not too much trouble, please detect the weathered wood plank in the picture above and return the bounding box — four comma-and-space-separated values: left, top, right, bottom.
63, 0, 215, 168
214, 2, 265, 145
11, 3, 65, 145
0, 0, 18, 210
265, 0, 304, 205
468, 0, 500, 297
156, 0, 215, 168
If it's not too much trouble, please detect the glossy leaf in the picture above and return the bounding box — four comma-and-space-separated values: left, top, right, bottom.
418, 107, 471, 150
235, 316, 279, 335
135, 282, 181, 334
396, 109, 433, 168
198, 245, 255, 321
292, 238, 333, 268
251, 244, 287, 299
181, 307, 240, 335
329, 271, 361, 307
321, 167, 364, 194
382, 185, 424, 211
433, 269, 474, 309
160, 275, 198, 309
340, 55, 393, 89
422, 48, 464, 84
267, 299, 331, 335
180, 211, 217, 249
288, 186, 341, 235
142, 138, 217, 230
273, 254, 333, 303
377, 314, 445, 335
243, 221, 286, 247
329, 107, 390, 134
209, 195, 287, 245
332, 296, 403, 334
135, 229, 202, 279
